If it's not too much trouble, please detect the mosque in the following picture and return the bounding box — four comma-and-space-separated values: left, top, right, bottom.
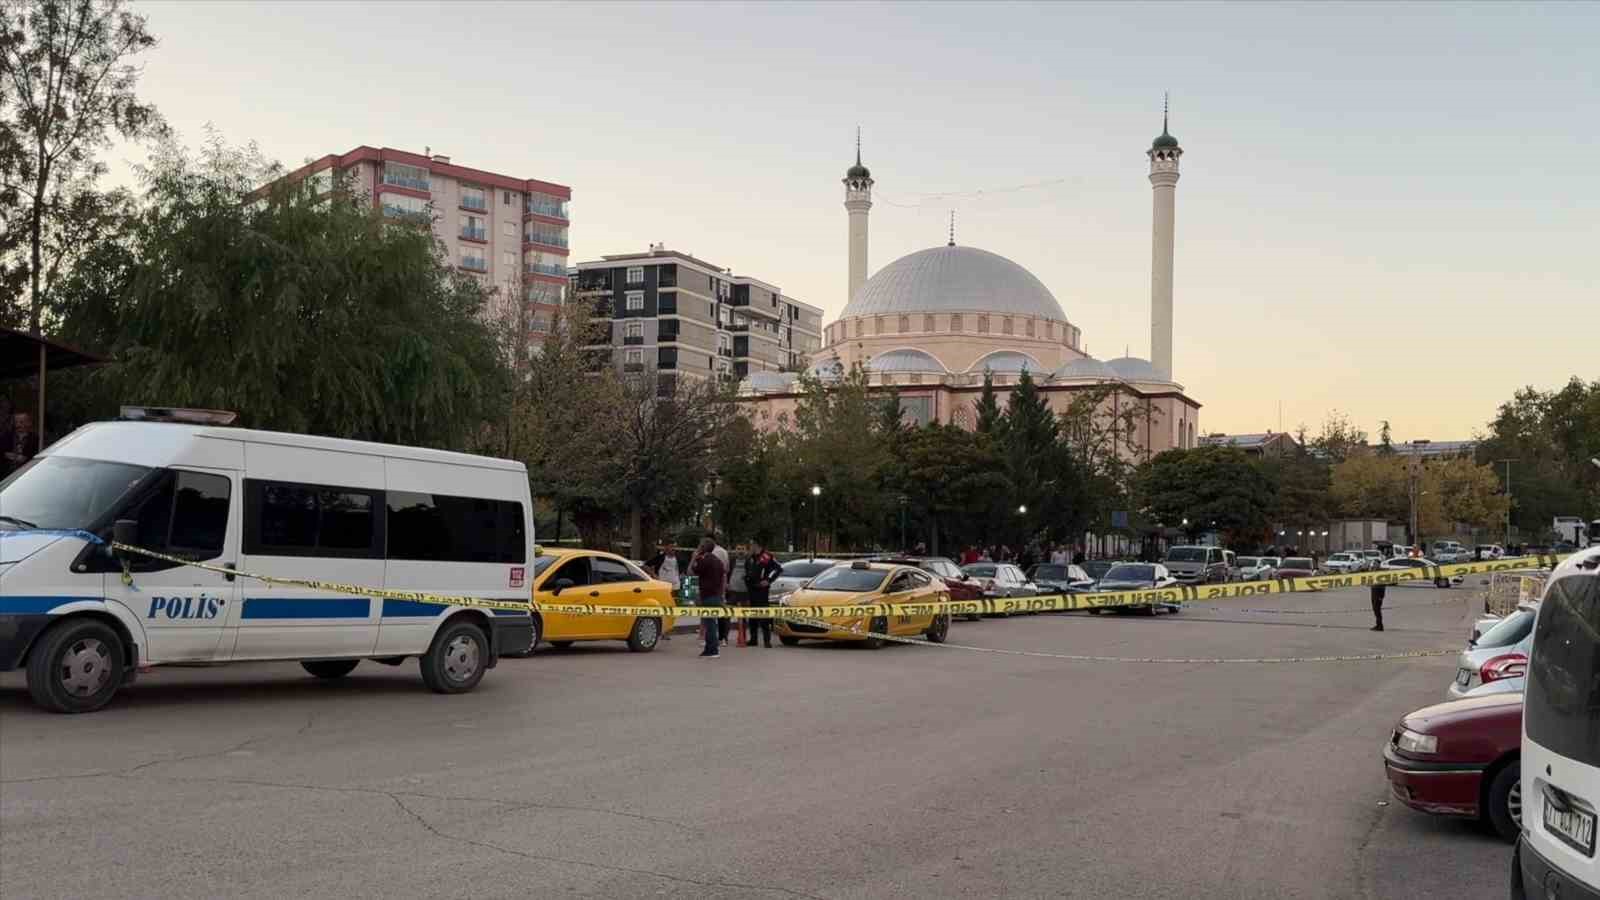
739, 111, 1203, 460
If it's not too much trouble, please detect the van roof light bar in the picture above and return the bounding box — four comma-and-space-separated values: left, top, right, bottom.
119, 406, 238, 426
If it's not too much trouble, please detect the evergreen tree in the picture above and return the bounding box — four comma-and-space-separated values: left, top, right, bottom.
974, 369, 1003, 435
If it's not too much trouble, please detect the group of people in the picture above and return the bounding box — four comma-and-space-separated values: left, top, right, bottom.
957, 542, 1086, 569
643, 534, 782, 659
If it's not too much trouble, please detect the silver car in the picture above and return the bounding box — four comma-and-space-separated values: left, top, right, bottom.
1236, 556, 1276, 580
1447, 603, 1536, 699
769, 558, 837, 603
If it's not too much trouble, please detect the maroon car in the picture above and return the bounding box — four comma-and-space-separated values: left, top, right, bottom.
1382, 692, 1523, 841
1276, 556, 1317, 579
874, 556, 983, 621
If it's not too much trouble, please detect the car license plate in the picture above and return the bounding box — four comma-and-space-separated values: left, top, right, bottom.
1544, 800, 1597, 856
1455, 668, 1472, 687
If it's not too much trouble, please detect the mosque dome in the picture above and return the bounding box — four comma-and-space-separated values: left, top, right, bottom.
740, 371, 798, 395
1050, 357, 1117, 381
967, 350, 1041, 374
867, 348, 947, 374
1152, 130, 1179, 149
841, 245, 1067, 321
808, 357, 845, 382
1104, 356, 1162, 382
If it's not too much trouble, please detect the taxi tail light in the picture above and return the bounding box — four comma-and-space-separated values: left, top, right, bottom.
1480, 652, 1528, 684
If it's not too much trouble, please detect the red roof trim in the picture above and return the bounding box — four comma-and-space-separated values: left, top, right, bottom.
275, 145, 571, 201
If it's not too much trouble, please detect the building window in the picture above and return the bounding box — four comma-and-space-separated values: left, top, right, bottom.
460, 247, 487, 272
625, 321, 643, 339
524, 251, 564, 278
501, 251, 516, 267
530, 315, 550, 333
625, 349, 643, 366
503, 191, 514, 206
460, 185, 487, 211
502, 222, 516, 237
1025, 319, 1035, 338
951, 314, 963, 332
626, 291, 644, 311
977, 315, 989, 334
626, 266, 645, 284
874, 317, 884, 335
1002, 317, 1013, 335
460, 215, 486, 241
524, 281, 565, 305
854, 319, 863, 338
923, 314, 935, 332
381, 162, 429, 193
524, 223, 568, 248
898, 315, 910, 334
380, 193, 429, 222
526, 192, 568, 219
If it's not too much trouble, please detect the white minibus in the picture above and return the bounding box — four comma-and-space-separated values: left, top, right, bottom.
0, 408, 534, 713
1512, 546, 1600, 898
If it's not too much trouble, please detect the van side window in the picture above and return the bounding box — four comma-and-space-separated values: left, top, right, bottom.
386, 491, 525, 564
244, 480, 381, 559
126, 470, 231, 567
592, 557, 642, 584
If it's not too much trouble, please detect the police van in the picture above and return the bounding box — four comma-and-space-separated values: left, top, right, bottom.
0, 408, 535, 713
1512, 545, 1600, 899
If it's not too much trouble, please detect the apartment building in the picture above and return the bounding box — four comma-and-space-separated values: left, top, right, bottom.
278, 146, 571, 348
572, 247, 823, 391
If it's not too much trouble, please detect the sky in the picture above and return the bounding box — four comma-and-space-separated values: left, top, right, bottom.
112, 1, 1597, 441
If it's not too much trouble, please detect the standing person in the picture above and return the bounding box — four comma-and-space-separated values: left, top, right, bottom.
4, 412, 35, 478
690, 539, 727, 658
743, 541, 783, 648
709, 534, 731, 646
1369, 584, 1387, 632
645, 539, 680, 640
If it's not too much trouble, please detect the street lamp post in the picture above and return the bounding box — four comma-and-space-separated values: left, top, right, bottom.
810, 484, 822, 560
898, 494, 908, 553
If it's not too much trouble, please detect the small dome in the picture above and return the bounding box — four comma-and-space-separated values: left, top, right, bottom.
1152, 130, 1179, 149
842, 245, 1067, 321
968, 350, 1041, 374
846, 162, 871, 179
1105, 356, 1161, 381
1051, 357, 1117, 381
740, 371, 798, 395
808, 358, 845, 382
867, 349, 947, 374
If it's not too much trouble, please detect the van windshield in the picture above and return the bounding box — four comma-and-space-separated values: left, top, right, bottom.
1166, 548, 1206, 562
1525, 573, 1600, 768
0, 457, 153, 532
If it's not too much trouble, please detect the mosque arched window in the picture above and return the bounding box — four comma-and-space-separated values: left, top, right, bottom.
923, 314, 935, 333
854, 319, 863, 338
977, 315, 989, 334
898, 315, 910, 334
1003, 317, 1014, 336
951, 314, 963, 332
1025, 319, 1036, 338
874, 317, 884, 335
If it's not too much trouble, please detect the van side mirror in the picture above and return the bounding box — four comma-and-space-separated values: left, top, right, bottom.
551, 578, 575, 595
112, 519, 138, 552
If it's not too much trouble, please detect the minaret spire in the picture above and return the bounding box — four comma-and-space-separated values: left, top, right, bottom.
856, 125, 862, 166
1162, 91, 1169, 135
1147, 96, 1183, 382
947, 210, 955, 247
843, 129, 875, 305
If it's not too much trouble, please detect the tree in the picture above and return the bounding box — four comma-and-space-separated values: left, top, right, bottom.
1254, 445, 1332, 531
780, 364, 894, 550
898, 423, 1009, 555
1, 0, 164, 332
1428, 456, 1511, 536
1377, 420, 1394, 455
974, 370, 1002, 435
1311, 410, 1368, 464
1135, 446, 1274, 544
1476, 377, 1600, 537
49, 134, 507, 448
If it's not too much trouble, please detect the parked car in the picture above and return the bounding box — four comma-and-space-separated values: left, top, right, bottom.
1079, 560, 1118, 583
1323, 552, 1364, 575
1511, 545, 1600, 898
1026, 563, 1097, 596
1236, 556, 1276, 581
1275, 557, 1318, 579
772, 562, 950, 648
1222, 549, 1239, 581
874, 555, 983, 621
1475, 544, 1506, 560
1448, 603, 1535, 699
526, 548, 678, 654
1361, 549, 1385, 571
1164, 545, 1229, 584
1089, 562, 1179, 615
769, 558, 837, 603
1379, 556, 1460, 588
1382, 692, 1524, 841
960, 563, 1037, 599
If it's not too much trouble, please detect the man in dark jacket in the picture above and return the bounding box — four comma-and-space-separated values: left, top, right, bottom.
742, 541, 783, 648
690, 538, 726, 658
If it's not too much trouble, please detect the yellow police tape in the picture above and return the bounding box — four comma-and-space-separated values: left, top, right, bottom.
109, 542, 1566, 621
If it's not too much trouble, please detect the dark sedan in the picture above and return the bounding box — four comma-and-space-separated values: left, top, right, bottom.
1088, 562, 1179, 616
1026, 563, 1097, 597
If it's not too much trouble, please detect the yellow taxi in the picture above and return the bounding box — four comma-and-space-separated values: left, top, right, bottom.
773, 561, 951, 648
517, 548, 677, 655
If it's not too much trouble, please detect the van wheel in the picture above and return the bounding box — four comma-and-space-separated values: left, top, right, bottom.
27, 619, 125, 714
301, 660, 359, 679
779, 635, 801, 646
420, 621, 487, 694
628, 617, 662, 652
501, 616, 540, 658
1485, 762, 1522, 843
862, 616, 888, 649
925, 614, 950, 644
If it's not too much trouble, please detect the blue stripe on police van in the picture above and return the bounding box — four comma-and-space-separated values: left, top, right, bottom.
0, 596, 104, 615
241, 597, 370, 619
381, 599, 445, 618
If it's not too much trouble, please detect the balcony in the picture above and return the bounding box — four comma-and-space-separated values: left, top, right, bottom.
460, 257, 489, 273
524, 231, 569, 249
726, 321, 749, 332
525, 261, 566, 277
718, 347, 734, 358
525, 197, 569, 220
460, 226, 487, 242
382, 173, 430, 192
623, 335, 644, 346
460, 195, 487, 212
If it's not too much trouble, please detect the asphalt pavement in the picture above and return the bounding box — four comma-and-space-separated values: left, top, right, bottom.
0, 581, 1512, 899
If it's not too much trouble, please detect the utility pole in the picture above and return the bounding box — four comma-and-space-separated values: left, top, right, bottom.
1495, 458, 1518, 548
1408, 439, 1431, 548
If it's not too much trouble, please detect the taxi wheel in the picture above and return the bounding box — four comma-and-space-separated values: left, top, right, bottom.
301, 659, 359, 679
627, 617, 662, 652
862, 616, 888, 649
779, 635, 801, 647
420, 620, 487, 694
925, 614, 950, 644
26, 618, 125, 714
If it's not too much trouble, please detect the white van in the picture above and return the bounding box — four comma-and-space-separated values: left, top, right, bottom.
1512, 545, 1600, 898
0, 410, 535, 713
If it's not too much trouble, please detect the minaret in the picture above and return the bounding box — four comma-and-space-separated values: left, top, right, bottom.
1147, 96, 1182, 381
843, 128, 874, 305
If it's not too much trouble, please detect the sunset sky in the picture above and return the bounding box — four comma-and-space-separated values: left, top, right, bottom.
114, 1, 1597, 441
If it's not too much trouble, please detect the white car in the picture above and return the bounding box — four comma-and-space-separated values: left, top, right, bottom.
1360, 549, 1384, 571
769, 558, 837, 602
1448, 603, 1536, 699
1323, 552, 1364, 574
1236, 556, 1276, 580
1379, 557, 1463, 588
